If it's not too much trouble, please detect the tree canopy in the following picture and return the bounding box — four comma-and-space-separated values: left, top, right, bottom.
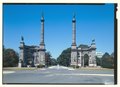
57, 48, 71, 66
96, 56, 101, 66
101, 52, 114, 68
45, 51, 57, 66
3, 47, 19, 67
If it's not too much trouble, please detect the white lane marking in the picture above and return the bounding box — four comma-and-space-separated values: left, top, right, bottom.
104, 80, 114, 85
48, 65, 69, 69
3, 71, 15, 74
77, 74, 114, 76
54, 73, 114, 77
68, 68, 75, 70
40, 68, 46, 70
45, 74, 54, 77
48, 66, 56, 69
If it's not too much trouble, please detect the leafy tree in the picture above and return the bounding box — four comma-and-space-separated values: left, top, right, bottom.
57, 48, 71, 66
96, 56, 101, 66
45, 51, 57, 66
111, 52, 114, 58
102, 52, 110, 58
50, 58, 57, 65
45, 51, 52, 66
101, 52, 114, 68
3, 48, 19, 67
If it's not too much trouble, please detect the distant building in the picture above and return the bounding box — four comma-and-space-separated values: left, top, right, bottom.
96, 52, 103, 58
71, 14, 97, 67
18, 14, 46, 67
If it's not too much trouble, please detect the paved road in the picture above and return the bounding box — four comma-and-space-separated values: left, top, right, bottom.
3, 66, 114, 85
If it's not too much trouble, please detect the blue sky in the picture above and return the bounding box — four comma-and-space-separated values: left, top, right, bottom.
3, 4, 114, 58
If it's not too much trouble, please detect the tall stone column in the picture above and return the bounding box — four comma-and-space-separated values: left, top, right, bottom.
72, 15, 76, 45
39, 13, 46, 66
40, 13, 45, 49
18, 36, 25, 67
41, 14, 44, 44
71, 14, 77, 66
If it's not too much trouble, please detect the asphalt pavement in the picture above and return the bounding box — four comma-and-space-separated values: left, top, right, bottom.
3, 66, 114, 85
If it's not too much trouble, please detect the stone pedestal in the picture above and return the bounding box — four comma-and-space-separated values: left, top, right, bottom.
18, 62, 22, 68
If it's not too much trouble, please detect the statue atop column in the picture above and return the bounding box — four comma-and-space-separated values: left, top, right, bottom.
92, 39, 95, 43
21, 36, 24, 42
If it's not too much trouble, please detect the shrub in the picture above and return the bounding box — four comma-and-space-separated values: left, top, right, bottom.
37, 65, 45, 68
70, 65, 79, 68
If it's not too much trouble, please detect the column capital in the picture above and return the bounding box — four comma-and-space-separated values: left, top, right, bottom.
72, 13, 76, 22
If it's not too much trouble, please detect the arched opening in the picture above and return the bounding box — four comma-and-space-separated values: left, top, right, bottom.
84, 54, 89, 67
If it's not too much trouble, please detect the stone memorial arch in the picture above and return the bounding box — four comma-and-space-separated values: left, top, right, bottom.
18, 13, 97, 68
77, 43, 97, 67
18, 14, 46, 67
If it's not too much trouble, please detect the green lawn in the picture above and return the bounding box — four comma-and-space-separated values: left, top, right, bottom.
3, 67, 38, 70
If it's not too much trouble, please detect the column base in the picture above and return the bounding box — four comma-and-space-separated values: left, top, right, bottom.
18, 63, 22, 68
89, 64, 97, 67
78, 64, 81, 66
